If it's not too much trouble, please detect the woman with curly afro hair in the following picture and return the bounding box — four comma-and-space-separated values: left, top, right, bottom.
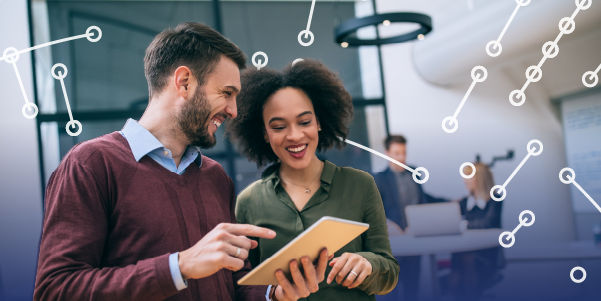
229, 59, 399, 301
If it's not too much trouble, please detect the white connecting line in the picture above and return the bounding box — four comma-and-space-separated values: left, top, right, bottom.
1, 25, 102, 119
52, 63, 82, 136
251, 51, 268, 70
490, 139, 543, 201
509, 0, 591, 106
342, 138, 430, 184
582, 62, 601, 88
559, 167, 601, 214
559, 166, 597, 284
298, 0, 317, 46
442, 66, 488, 134
499, 209, 535, 248
8, 57, 38, 119
485, 0, 531, 57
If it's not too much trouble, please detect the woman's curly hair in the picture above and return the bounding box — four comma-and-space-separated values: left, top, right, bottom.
228, 59, 353, 166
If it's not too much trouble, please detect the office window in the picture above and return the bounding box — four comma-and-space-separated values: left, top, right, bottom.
31, 0, 388, 193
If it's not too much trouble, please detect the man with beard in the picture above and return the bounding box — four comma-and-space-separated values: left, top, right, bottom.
34, 22, 328, 301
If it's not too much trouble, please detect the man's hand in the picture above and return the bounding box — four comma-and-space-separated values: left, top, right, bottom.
273, 248, 329, 301
178, 223, 276, 279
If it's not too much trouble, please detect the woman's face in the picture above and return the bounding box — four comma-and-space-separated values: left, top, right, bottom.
262, 87, 320, 170
464, 177, 476, 195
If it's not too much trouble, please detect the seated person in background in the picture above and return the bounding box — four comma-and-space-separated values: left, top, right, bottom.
228, 59, 399, 301
450, 162, 504, 301
373, 135, 447, 301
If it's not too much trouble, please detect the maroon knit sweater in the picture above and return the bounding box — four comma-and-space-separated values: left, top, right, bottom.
34, 132, 265, 301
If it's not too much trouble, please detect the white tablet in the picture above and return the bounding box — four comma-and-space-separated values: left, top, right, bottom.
237, 216, 369, 285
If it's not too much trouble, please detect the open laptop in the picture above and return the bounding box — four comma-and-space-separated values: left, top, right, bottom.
405, 202, 463, 237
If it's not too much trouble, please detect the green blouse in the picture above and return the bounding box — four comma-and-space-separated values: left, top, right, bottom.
236, 160, 399, 301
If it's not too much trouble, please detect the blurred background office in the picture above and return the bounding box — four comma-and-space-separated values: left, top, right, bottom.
1, 0, 601, 300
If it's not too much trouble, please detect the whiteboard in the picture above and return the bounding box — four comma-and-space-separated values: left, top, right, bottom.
561, 90, 601, 213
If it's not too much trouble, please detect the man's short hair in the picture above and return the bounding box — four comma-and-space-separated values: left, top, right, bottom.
144, 22, 246, 97
384, 135, 407, 150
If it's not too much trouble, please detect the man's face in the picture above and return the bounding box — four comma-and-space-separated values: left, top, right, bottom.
386, 142, 407, 171
177, 56, 241, 148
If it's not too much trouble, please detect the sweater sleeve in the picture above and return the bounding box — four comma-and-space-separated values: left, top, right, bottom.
230, 181, 268, 301
34, 155, 179, 301
355, 176, 400, 295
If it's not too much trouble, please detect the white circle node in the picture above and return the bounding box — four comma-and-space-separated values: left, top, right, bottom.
441, 116, 459, 133
292, 58, 304, 66
412, 167, 429, 184
515, 0, 532, 7
22, 103, 39, 119
471, 65, 488, 82
51, 63, 68, 80
519, 210, 535, 227
558, 17, 576, 35
527, 139, 543, 156
582, 71, 598, 88
251, 51, 268, 70
570, 266, 587, 283
298, 30, 315, 47
86, 26, 102, 42
509, 89, 526, 106
485, 40, 502, 57
3, 47, 19, 64
542, 41, 560, 59
459, 162, 476, 179
575, 0, 592, 11
66, 120, 83, 136
490, 185, 506, 202
499, 231, 515, 248
559, 167, 576, 184
525, 65, 543, 83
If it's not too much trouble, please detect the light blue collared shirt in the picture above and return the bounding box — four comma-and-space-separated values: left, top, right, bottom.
120, 118, 203, 291
120, 118, 202, 175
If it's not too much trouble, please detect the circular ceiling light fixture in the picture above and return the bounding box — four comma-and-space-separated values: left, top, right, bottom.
334, 12, 432, 47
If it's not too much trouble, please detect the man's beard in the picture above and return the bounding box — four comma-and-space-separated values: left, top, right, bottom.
176, 88, 217, 148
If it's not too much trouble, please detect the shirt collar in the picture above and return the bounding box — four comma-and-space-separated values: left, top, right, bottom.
263, 160, 336, 192
466, 196, 487, 211
120, 118, 202, 166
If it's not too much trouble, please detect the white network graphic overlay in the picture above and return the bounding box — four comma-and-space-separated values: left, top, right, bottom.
559, 167, 601, 214
499, 209, 535, 248
485, 0, 532, 57
508, 0, 591, 106
292, 58, 304, 66
298, 0, 317, 46
561, 166, 596, 282
581, 62, 601, 88
459, 161, 476, 179
51, 63, 81, 136
570, 266, 587, 284
442, 66, 488, 133
490, 139, 543, 201
1, 25, 102, 120
343, 138, 430, 184
251, 51, 268, 70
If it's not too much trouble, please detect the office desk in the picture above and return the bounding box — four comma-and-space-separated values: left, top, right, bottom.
385, 229, 502, 301
505, 240, 601, 262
